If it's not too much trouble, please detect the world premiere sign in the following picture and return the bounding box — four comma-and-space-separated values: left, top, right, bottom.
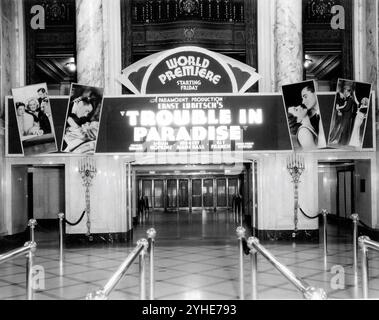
118, 46, 262, 94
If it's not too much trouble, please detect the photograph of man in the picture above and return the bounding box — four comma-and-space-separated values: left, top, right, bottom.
61, 84, 104, 154
328, 79, 372, 149
12, 83, 57, 155
281, 80, 327, 151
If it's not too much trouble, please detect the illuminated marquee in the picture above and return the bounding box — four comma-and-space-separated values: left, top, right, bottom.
158, 56, 221, 86
92, 94, 293, 153
6, 93, 374, 155
119, 46, 261, 94
121, 108, 263, 143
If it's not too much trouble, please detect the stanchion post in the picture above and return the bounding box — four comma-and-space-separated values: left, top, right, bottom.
322, 210, 328, 270
58, 213, 65, 274
28, 219, 37, 243
351, 214, 359, 277
138, 239, 148, 300
303, 287, 328, 300
359, 236, 370, 299
26, 241, 37, 300
147, 228, 156, 300
247, 237, 258, 300
236, 226, 246, 300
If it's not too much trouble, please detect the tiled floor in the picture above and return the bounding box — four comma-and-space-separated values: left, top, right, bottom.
1, 209, 379, 300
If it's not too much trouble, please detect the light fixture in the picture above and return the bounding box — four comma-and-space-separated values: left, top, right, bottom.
304, 54, 313, 69
65, 57, 76, 73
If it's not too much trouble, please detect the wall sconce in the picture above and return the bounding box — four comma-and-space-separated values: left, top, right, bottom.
286, 153, 305, 236
65, 57, 76, 73
304, 54, 313, 69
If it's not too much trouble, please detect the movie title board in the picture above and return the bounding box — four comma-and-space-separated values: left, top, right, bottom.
6, 93, 375, 155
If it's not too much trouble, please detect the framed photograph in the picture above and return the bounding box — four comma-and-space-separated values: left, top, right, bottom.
281, 80, 327, 152
327, 79, 372, 149
61, 84, 104, 154
11, 83, 58, 156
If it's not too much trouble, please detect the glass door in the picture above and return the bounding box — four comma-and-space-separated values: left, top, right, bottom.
192, 179, 202, 208
141, 180, 152, 210
179, 179, 189, 208
167, 179, 178, 209
203, 179, 214, 208
217, 179, 227, 207
153, 180, 164, 209
228, 178, 238, 208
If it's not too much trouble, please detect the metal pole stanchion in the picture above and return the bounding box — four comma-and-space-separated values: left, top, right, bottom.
58, 213, 65, 274
351, 213, 359, 278
236, 226, 246, 300
28, 219, 37, 242
247, 237, 258, 300
128, 162, 132, 230
138, 239, 148, 300
26, 241, 37, 300
147, 228, 156, 300
322, 210, 328, 270
359, 236, 369, 299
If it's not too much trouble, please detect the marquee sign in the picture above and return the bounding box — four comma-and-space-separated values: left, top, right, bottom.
6, 92, 375, 155
5, 47, 376, 156
95, 94, 291, 153
119, 46, 261, 94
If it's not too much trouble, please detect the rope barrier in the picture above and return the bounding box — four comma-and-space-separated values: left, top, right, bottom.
299, 207, 322, 220
241, 237, 251, 255
358, 219, 372, 230
64, 210, 86, 226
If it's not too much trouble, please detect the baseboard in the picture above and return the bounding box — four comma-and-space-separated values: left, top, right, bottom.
65, 229, 133, 247
255, 229, 319, 242
327, 214, 379, 241
0, 230, 29, 251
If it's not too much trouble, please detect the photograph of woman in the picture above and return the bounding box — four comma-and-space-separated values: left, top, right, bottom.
281, 80, 327, 151
328, 79, 372, 149
12, 83, 57, 155
61, 84, 104, 154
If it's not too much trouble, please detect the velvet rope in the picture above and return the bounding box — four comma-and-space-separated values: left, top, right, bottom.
64, 210, 86, 226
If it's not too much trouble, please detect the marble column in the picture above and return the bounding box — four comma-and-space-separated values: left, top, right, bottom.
102, 0, 122, 95
257, 0, 276, 92
354, 0, 378, 89
76, 0, 122, 94
353, 0, 379, 229
0, 0, 24, 235
274, 0, 303, 89
76, 0, 105, 88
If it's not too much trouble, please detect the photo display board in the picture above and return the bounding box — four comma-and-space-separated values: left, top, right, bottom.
6, 93, 375, 155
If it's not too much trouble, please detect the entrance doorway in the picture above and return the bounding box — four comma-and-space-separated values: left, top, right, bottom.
318, 160, 372, 223
138, 174, 242, 212
11, 165, 65, 241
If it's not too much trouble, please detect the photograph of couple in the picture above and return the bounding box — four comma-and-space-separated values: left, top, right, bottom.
12, 83, 57, 155
328, 79, 372, 149
61, 84, 104, 154
281, 80, 327, 151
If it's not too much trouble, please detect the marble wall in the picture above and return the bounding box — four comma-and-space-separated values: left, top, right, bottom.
258, 153, 318, 231
4, 156, 132, 235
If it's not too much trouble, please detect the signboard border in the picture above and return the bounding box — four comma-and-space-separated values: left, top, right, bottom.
5, 91, 376, 157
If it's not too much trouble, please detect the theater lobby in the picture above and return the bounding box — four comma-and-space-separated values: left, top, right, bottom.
1, 0, 379, 302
